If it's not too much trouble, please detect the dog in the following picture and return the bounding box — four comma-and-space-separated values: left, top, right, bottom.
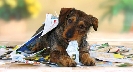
30, 8, 98, 67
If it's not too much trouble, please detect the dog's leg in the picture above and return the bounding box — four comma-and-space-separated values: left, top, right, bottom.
79, 49, 95, 66
79, 38, 95, 66
50, 46, 77, 67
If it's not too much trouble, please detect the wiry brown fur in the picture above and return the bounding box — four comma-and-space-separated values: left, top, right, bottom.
31, 8, 98, 67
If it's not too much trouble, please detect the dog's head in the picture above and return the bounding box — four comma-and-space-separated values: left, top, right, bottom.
59, 8, 98, 43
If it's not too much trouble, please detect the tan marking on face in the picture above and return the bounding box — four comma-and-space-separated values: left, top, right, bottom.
71, 16, 77, 22
79, 21, 84, 24
78, 21, 86, 27
63, 26, 72, 39
68, 16, 77, 23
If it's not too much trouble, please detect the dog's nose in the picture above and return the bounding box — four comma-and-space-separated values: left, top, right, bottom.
66, 28, 74, 38
66, 33, 72, 38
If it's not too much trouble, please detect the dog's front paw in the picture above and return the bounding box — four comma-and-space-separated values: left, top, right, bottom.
80, 53, 95, 66
58, 55, 77, 67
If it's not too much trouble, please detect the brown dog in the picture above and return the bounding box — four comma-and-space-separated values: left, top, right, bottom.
30, 8, 98, 67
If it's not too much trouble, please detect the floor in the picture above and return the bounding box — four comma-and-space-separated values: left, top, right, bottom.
0, 32, 133, 72
0, 65, 133, 72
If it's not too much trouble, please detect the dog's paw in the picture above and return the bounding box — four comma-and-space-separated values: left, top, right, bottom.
80, 53, 95, 66
83, 57, 95, 66
58, 55, 77, 67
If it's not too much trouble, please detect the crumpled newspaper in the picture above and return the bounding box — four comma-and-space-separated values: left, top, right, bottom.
41, 14, 58, 36
89, 43, 133, 64
66, 40, 79, 63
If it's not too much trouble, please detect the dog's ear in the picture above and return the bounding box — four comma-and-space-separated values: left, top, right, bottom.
59, 8, 73, 25
88, 15, 98, 31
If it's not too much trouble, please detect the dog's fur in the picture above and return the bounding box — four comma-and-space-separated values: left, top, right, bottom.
31, 8, 98, 67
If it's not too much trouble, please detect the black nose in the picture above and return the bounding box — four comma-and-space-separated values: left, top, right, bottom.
65, 28, 74, 38
66, 33, 72, 38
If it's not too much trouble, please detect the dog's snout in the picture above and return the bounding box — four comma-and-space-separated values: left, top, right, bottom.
65, 28, 74, 38
66, 33, 72, 38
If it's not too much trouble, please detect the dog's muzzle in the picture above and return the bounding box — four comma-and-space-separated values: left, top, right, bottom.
65, 27, 74, 38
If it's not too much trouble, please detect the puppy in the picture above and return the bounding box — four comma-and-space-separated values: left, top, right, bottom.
31, 8, 98, 67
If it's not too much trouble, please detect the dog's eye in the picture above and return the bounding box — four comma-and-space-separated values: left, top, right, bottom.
79, 25, 84, 29
68, 19, 72, 23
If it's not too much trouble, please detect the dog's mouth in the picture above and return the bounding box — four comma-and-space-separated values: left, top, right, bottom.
65, 39, 71, 42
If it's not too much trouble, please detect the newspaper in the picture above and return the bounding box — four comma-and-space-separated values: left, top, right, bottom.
41, 14, 58, 36
89, 44, 133, 64
66, 41, 79, 63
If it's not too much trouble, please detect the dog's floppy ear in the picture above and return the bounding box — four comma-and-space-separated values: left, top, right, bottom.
59, 8, 73, 25
88, 15, 98, 31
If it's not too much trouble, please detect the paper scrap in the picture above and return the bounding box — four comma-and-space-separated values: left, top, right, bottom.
117, 63, 133, 67
13, 45, 21, 50
41, 14, 58, 36
66, 41, 79, 63
114, 53, 124, 58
